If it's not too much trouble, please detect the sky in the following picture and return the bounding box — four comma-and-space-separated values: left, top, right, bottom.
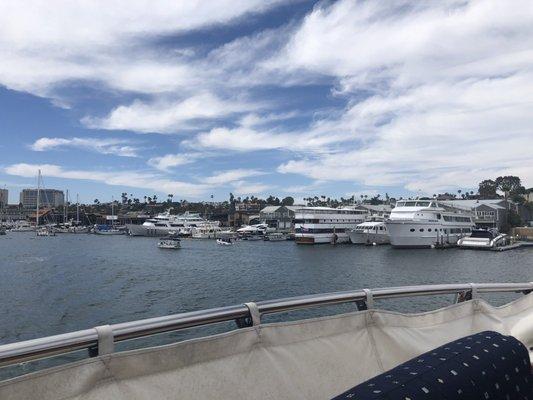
1, 0, 532, 204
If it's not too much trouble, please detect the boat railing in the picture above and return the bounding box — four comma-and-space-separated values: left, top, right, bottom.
0, 282, 531, 368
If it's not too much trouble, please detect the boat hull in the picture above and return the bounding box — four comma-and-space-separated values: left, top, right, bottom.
126, 224, 180, 237
348, 231, 390, 245
295, 233, 350, 244
386, 221, 466, 248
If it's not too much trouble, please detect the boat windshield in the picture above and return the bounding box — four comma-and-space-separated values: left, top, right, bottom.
415, 201, 430, 207
470, 230, 493, 239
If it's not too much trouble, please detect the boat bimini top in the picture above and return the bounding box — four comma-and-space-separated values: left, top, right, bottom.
0, 282, 532, 399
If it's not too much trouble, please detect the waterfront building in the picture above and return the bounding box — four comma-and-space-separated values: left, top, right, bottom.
0, 188, 7, 207
440, 199, 514, 231
0, 204, 27, 222
259, 205, 300, 231
229, 202, 262, 227
294, 206, 368, 244
20, 188, 65, 209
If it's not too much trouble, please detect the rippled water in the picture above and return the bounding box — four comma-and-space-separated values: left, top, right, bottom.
0, 232, 531, 378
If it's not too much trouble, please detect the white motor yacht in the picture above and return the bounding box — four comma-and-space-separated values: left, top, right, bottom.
10, 221, 34, 232
294, 207, 367, 244
347, 221, 390, 244
237, 223, 269, 239
385, 200, 474, 248
191, 224, 222, 239
127, 211, 218, 237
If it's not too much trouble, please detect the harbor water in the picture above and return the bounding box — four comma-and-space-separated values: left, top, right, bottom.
1, 232, 532, 378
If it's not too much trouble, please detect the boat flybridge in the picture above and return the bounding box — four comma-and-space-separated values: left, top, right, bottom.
386, 200, 475, 248
0, 282, 531, 399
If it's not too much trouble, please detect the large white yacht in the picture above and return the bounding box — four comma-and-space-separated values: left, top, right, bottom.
127, 210, 219, 237
385, 200, 474, 248
294, 207, 368, 244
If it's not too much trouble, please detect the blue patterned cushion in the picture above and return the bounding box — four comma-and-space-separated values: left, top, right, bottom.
332, 331, 532, 399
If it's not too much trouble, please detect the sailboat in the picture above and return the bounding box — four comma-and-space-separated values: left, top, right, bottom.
94, 197, 125, 235
35, 170, 55, 237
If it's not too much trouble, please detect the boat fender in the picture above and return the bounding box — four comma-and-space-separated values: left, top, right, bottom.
362, 288, 374, 310
244, 302, 261, 326
94, 325, 114, 356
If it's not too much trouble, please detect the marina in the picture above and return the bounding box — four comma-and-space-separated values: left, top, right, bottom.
1, 1, 533, 397
1, 231, 532, 382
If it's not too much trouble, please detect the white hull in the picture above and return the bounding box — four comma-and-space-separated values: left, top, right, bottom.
158, 244, 180, 249
191, 231, 219, 239
127, 224, 180, 237
386, 221, 468, 248
457, 234, 509, 249
295, 232, 350, 244
348, 231, 389, 245
95, 230, 125, 235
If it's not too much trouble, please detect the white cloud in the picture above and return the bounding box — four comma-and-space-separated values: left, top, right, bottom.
202, 169, 264, 185
231, 180, 273, 196
30, 137, 139, 157
0, 1, 286, 97
83, 93, 259, 133
271, 0, 533, 193
147, 153, 201, 171
4, 163, 209, 197
192, 122, 354, 153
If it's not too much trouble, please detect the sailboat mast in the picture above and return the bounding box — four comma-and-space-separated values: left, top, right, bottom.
65, 189, 69, 223
36, 170, 41, 226
76, 194, 80, 224
111, 196, 115, 228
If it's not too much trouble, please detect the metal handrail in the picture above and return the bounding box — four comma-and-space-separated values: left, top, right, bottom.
0, 282, 531, 368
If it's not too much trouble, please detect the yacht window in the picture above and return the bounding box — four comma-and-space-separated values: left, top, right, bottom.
379, 226, 383, 230
430, 202, 437, 207
409, 228, 415, 232
396, 201, 405, 207
419, 228, 424, 232
416, 201, 430, 207
436, 213, 441, 219
405, 201, 416, 206
428, 228, 432, 232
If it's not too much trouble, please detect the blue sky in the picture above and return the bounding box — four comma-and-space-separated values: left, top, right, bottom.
1, 0, 532, 204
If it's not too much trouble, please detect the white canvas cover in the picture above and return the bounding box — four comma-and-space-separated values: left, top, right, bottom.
1, 295, 532, 400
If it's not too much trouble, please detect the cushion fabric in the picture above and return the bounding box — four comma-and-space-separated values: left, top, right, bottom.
332, 331, 532, 400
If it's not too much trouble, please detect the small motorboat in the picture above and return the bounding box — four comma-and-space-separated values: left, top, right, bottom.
264, 232, 286, 241
216, 238, 233, 246
158, 237, 181, 249
457, 228, 509, 249
36, 226, 56, 236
